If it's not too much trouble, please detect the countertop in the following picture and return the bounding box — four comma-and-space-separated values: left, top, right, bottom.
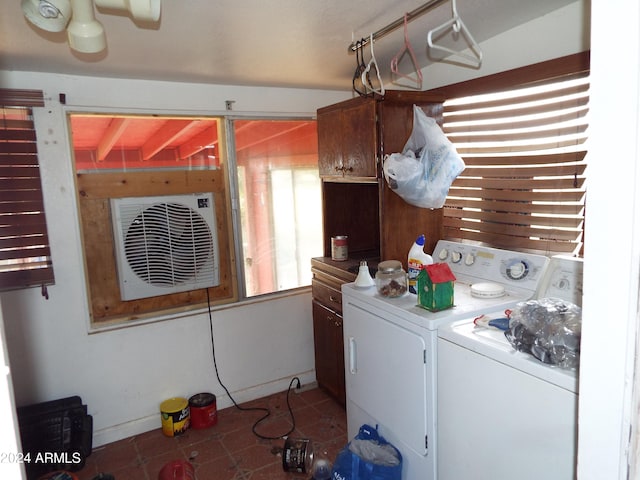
311, 255, 379, 282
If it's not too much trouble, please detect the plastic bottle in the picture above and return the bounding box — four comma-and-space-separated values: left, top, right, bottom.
407, 234, 433, 294
311, 457, 332, 480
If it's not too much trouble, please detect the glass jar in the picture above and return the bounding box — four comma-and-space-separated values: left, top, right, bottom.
375, 260, 408, 298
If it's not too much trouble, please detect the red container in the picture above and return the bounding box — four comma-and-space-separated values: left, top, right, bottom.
158, 460, 195, 480
188, 393, 217, 429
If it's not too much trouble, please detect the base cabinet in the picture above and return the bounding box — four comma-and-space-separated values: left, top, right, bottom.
311, 258, 355, 406
312, 300, 345, 405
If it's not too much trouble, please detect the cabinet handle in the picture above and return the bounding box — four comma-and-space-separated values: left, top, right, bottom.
335, 320, 342, 327
348, 337, 357, 374
334, 165, 354, 175
329, 295, 340, 304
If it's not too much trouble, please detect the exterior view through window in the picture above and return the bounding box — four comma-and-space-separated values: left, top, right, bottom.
233, 119, 321, 297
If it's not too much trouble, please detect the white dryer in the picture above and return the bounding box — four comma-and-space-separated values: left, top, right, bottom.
437, 255, 583, 480
342, 241, 550, 480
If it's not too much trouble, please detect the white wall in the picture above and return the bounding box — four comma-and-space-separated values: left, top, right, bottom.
422, 1, 590, 89
0, 74, 351, 447
579, 0, 640, 477
0, 0, 590, 450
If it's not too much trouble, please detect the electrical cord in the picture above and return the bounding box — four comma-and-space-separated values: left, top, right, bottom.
206, 289, 300, 440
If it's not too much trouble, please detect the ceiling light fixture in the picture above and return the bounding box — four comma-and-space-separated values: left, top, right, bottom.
94, 0, 161, 22
21, 0, 161, 54
21, 0, 72, 32
66, 0, 106, 53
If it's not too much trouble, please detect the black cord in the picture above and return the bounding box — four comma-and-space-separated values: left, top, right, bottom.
205, 289, 300, 440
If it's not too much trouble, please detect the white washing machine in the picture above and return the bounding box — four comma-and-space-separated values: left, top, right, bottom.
341, 241, 550, 480
437, 256, 583, 480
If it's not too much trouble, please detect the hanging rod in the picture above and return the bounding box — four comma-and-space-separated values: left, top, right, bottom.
348, 0, 449, 52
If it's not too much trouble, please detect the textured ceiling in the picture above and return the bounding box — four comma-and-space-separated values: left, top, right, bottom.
0, 0, 578, 90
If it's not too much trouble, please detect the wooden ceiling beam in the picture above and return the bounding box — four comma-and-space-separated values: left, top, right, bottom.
178, 125, 218, 160
235, 122, 312, 151
97, 117, 131, 161
141, 120, 199, 160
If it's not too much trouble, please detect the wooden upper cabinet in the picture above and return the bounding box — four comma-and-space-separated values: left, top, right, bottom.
318, 97, 377, 180
317, 91, 447, 264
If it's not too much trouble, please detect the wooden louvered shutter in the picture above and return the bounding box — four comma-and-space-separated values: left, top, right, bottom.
442, 74, 588, 255
0, 89, 55, 291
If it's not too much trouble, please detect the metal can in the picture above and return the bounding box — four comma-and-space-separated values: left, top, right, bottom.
331, 236, 348, 261
188, 392, 217, 429
282, 437, 314, 473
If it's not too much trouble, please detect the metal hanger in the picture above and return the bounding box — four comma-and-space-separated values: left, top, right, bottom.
427, 0, 482, 68
390, 13, 423, 90
352, 38, 370, 97
361, 33, 385, 96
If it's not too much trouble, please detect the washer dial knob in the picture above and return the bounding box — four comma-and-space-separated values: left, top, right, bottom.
506, 260, 529, 280
464, 253, 475, 266
438, 248, 448, 261
451, 251, 462, 263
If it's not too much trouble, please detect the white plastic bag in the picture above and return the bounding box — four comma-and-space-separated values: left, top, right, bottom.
383, 105, 465, 209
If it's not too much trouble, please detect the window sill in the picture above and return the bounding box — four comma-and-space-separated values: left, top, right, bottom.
86, 286, 312, 334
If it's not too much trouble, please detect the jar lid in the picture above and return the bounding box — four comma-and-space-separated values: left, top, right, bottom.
377, 260, 403, 273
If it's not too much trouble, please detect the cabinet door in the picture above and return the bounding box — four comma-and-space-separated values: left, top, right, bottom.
317, 107, 343, 177
312, 300, 345, 405
341, 101, 377, 178
317, 98, 377, 179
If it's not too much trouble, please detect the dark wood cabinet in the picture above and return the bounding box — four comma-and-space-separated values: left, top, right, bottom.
318, 99, 377, 179
312, 91, 448, 406
312, 301, 344, 404
311, 258, 355, 406
318, 91, 447, 261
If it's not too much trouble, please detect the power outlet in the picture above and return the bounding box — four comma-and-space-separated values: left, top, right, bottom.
294, 381, 318, 394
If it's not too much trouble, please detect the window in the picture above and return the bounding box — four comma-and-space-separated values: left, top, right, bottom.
69, 113, 233, 324
232, 119, 321, 297
439, 54, 589, 255
68, 113, 320, 324
0, 89, 54, 291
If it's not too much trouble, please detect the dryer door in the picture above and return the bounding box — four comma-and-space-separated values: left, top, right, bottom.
343, 299, 428, 456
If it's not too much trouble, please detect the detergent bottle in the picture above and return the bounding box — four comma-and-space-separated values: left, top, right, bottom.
407, 234, 433, 294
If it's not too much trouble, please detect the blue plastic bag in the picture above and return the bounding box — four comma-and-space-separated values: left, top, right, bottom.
332, 425, 402, 480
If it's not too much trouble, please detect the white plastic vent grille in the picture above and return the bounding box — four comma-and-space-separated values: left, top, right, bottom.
111, 193, 220, 301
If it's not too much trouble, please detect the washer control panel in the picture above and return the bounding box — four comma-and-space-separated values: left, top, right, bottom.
536, 255, 584, 306
433, 240, 550, 294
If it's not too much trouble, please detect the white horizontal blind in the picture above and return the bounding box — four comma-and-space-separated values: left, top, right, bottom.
442, 74, 589, 255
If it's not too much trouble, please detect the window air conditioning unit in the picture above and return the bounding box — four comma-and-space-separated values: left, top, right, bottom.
110, 193, 220, 301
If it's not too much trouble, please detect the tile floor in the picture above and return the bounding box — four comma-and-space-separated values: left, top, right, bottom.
75, 387, 347, 480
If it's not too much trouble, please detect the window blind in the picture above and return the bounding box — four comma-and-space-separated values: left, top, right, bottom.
0, 89, 55, 291
442, 74, 588, 255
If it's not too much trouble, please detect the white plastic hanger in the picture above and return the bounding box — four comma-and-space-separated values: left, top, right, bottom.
390, 13, 423, 90
361, 33, 385, 96
427, 0, 483, 68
